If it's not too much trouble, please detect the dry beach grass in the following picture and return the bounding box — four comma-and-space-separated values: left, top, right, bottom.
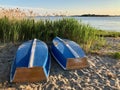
0, 8, 36, 19
0, 37, 120, 90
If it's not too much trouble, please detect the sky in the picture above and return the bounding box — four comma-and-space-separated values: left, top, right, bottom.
0, 0, 120, 15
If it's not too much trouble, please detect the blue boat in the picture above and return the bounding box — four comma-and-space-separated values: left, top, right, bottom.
10, 39, 51, 82
51, 37, 88, 70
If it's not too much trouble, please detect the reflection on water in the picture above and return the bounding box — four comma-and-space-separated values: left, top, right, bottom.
32, 16, 120, 32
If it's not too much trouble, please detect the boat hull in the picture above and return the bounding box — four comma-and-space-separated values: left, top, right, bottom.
51, 37, 88, 70
10, 39, 51, 82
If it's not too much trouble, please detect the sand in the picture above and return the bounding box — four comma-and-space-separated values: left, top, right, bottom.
0, 37, 120, 90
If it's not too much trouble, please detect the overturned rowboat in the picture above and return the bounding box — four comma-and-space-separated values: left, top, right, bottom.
10, 39, 51, 82
51, 37, 88, 70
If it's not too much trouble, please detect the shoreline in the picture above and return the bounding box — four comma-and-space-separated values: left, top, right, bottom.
0, 37, 120, 90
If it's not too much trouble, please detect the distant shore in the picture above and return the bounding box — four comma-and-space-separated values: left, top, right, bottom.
0, 7, 120, 18
70, 14, 120, 17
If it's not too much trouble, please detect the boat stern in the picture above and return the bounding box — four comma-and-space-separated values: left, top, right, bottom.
66, 57, 89, 70
11, 67, 47, 83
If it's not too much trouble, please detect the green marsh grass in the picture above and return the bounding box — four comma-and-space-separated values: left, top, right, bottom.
0, 17, 106, 52
97, 30, 120, 37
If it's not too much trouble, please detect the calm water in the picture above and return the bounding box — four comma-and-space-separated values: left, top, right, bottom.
33, 16, 120, 32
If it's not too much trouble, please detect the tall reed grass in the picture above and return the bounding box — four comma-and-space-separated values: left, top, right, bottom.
0, 17, 105, 52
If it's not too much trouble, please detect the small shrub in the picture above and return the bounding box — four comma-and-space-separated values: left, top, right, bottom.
113, 52, 120, 59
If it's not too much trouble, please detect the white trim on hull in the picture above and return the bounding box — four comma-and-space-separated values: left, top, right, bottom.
29, 39, 37, 68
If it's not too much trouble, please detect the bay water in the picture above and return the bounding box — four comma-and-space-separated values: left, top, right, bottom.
33, 16, 120, 32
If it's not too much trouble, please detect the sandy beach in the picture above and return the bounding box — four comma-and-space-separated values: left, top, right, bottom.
0, 37, 120, 90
